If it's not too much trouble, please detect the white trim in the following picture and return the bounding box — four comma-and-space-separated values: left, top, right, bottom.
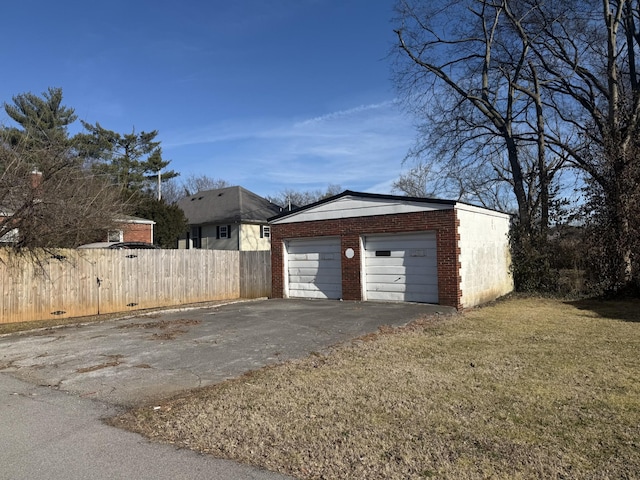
282, 240, 290, 298
454, 203, 512, 220
360, 236, 367, 300
116, 217, 156, 225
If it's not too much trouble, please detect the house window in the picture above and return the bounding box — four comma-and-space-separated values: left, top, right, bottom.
217, 225, 231, 239
108, 230, 123, 242
191, 226, 201, 249
261, 225, 271, 238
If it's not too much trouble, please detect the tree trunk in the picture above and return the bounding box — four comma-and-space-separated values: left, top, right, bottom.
504, 134, 531, 232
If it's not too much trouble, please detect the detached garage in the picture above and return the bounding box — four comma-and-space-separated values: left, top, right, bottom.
270, 191, 513, 310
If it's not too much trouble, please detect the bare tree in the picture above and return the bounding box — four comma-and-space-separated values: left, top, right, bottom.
182, 174, 230, 195
265, 184, 343, 209
393, 0, 565, 230
392, 0, 573, 290
394, 0, 640, 293
529, 0, 640, 291
0, 141, 129, 249
161, 174, 230, 204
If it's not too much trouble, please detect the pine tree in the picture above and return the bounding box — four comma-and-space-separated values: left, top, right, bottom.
2, 87, 76, 148
76, 122, 178, 194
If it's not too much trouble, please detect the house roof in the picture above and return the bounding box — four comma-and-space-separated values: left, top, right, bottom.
268, 190, 510, 224
178, 186, 283, 225
117, 215, 156, 225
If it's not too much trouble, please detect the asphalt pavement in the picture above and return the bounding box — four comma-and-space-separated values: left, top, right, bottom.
0, 373, 292, 480
0, 298, 454, 480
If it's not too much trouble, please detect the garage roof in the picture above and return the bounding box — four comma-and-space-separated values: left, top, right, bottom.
269, 190, 509, 224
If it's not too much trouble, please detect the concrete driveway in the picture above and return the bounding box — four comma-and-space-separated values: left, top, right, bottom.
0, 299, 453, 406
0, 299, 454, 480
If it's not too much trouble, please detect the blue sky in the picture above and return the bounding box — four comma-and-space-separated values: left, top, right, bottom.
0, 0, 415, 198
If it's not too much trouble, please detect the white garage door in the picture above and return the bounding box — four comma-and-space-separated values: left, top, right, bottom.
286, 237, 342, 299
363, 232, 438, 303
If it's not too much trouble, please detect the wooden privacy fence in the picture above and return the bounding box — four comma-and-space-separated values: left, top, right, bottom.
0, 249, 272, 324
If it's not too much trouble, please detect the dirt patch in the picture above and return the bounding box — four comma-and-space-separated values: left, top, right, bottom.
118, 319, 201, 330
150, 329, 188, 341
76, 354, 124, 373
0, 360, 16, 370
117, 318, 201, 341
0, 299, 228, 336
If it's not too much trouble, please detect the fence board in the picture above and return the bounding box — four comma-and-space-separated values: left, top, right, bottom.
240, 250, 272, 298
0, 248, 271, 324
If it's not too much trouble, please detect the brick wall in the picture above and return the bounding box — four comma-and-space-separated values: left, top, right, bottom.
271, 210, 462, 309
121, 223, 153, 243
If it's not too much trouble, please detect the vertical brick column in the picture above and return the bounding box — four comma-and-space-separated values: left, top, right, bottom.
270, 233, 285, 299
341, 235, 362, 300
435, 210, 462, 309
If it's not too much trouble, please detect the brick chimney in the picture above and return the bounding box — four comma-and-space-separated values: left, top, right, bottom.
30, 169, 43, 189
30, 169, 43, 202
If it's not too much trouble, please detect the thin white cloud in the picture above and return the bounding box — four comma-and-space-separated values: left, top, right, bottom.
293, 101, 395, 127
165, 100, 415, 195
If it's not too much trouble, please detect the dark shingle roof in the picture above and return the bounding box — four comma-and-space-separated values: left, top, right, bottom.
177, 186, 282, 225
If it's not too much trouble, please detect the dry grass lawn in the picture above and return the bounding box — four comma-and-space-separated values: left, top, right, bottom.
112, 297, 640, 479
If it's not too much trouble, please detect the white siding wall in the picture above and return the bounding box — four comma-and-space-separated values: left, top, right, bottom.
271, 196, 452, 223
457, 205, 513, 308
239, 224, 271, 251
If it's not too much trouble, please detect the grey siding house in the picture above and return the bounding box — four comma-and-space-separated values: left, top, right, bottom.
177, 186, 282, 251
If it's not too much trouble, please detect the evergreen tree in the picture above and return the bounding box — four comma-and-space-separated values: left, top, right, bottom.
76, 122, 178, 194
132, 194, 187, 248
2, 87, 76, 148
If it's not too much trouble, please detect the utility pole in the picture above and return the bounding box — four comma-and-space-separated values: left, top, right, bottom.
157, 170, 162, 200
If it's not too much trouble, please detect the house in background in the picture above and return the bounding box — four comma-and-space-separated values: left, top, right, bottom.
0, 211, 18, 245
103, 215, 156, 244
1, 213, 156, 247
1, 170, 157, 247
177, 186, 282, 251
269, 190, 514, 310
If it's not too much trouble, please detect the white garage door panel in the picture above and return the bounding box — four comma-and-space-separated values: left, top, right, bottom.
290, 275, 341, 284
366, 273, 438, 285
364, 232, 438, 303
289, 253, 338, 261
293, 282, 339, 291
288, 266, 341, 275
287, 237, 342, 300
367, 283, 439, 294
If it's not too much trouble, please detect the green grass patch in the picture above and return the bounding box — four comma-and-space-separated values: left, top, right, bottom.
112, 297, 640, 479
